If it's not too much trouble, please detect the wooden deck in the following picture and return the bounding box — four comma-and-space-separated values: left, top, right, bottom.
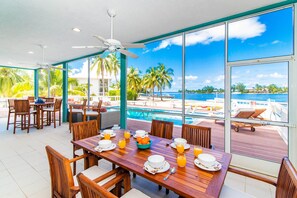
127, 119, 287, 163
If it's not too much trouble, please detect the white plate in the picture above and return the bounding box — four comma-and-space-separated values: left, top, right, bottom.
100, 133, 116, 138
194, 159, 222, 171
133, 134, 148, 138
94, 143, 116, 152
144, 161, 170, 174
170, 143, 190, 150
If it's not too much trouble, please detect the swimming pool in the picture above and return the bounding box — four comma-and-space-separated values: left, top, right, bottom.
108, 106, 199, 125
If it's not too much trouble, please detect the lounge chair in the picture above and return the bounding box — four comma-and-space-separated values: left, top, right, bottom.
251, 108, 266, 120
232, 108, 255, 132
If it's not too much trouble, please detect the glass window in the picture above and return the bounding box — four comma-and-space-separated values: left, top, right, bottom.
228, 8, 293, 61
127, 36, 182, 130
231, 62, 288, 122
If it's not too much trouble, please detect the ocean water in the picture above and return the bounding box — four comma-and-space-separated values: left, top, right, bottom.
154, 92, 288, 103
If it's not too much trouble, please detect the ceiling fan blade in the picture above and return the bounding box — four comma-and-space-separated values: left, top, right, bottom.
72, 46, 107, 49
100, 50, 110, 58
94, 35, 107, 44
118, 49, 138, 58
121, 43, 145, 49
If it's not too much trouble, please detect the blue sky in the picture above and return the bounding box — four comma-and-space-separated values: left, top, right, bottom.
128, 7, 293, 92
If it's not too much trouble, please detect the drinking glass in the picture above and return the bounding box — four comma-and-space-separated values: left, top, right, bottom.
118, 138, 126, 149
177, 153, 187, 168
176, 144, 185, 154
104, 133, 111, 140
193, 146, 203, 157
124, 130, 131, 139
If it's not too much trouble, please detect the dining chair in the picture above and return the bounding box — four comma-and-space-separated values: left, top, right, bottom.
72, 120, 99, 175
45, 145, 126, 198
181, 124, 212, 149
221, 157, 297, 198
77, 171, 150, 198
13, 99, 36, 134
6, 99, 15, 130
83, 100, 103, 128
150, 119, 173, 140
43, 98, 62, 128
27, 96, 35, 103
69, 98, 87, 132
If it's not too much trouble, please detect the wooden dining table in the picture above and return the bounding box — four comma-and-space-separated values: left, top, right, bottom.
72, 130, 232, 198
30, 102, 54, 129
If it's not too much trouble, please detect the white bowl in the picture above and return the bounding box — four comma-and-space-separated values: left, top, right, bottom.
98, 140, 112, 149
198, 154, 216, 166
174, 138, 187, 146
103, 129, 113, 135
148, 155, 165, 168
135, 130, 146, 137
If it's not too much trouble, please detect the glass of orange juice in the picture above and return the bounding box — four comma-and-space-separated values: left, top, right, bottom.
193, 146, 203, 158
176, 144, 184, 154
124, 130, 131, 139
118, 138, 126, 149
104, 133, 111, 140
177, 153, 187, 168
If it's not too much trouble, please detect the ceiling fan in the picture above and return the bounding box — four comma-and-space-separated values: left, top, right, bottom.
34, 44, 65, 71
72, 9, 145, 58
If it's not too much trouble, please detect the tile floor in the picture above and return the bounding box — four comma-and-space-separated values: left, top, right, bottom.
0, 118, 276, 198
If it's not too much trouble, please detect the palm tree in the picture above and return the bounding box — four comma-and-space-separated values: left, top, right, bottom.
91, 55, 110, 96
156, 63, 173, 101
127, 66, 141, 92
143, 67, 158, 101
0, 68, 24, 97
106, 54, 120, 83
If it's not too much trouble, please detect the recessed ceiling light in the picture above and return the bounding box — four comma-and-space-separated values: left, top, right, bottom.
28, 51, 34, 54
72, 28, 81, 32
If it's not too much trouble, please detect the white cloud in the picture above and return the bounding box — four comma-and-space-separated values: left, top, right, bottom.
272, 40, 280, 44
204, 79, 211, 84
257, 72, 287, 79
177, 75, 198, 81
142, 49, 150, 54
232, 75, 239, 79
70, 60, 111, 79
153, 17, 266, 51
215, 75, 224, 82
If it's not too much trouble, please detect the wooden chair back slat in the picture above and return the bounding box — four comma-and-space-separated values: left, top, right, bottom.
14, 100, 30, 113
27, 96, 35, 103
181, 124, 211, 148
8, 99, 15, 108
54, 99, 63, 110
276, 157, 297, 198
72, 120, 98, 150
77, 173, 118, 198
45, 97, 55, 102
150, 119, 173, 140
46, 146, 75, 198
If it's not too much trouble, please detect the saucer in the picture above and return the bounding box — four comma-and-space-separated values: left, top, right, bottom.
100, 133, 116, 138
194, 159, 222, 171
144, 161, 170, 174
170, 143, 190, 150
94, 143, 116, 152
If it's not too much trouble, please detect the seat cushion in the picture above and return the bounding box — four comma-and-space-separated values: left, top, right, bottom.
85, 111, 99, 116
121, 188, 150, 198
74, 148, 83, 156
70, 109, 84, 114
43, 108, 54, 111
73, 166, 115, 190
220, 185, 255, 198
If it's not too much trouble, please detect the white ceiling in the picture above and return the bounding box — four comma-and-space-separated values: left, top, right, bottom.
0, 0, 284, 68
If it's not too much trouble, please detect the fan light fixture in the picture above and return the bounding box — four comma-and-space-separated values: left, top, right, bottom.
72, 28, 81, 32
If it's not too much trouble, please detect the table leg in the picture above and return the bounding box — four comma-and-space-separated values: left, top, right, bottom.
83, 150, 98, 170
36, 106, 40, 129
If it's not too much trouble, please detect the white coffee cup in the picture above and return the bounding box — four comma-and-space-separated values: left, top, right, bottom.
198, 154, 216, 166
148, 155, 165, 168
98, 140, 112, 149
174, 138, 187, 146
103, 129, 113, 135
135, 130, 146, 137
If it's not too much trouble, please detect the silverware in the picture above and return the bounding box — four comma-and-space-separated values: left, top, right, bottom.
163, 167, 176, 180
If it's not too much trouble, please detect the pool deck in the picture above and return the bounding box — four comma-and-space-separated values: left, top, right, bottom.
127, 118, 287, 163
